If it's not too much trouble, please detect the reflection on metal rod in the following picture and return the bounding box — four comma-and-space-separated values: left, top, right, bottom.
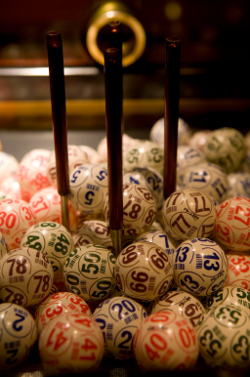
0, 67, 99, 77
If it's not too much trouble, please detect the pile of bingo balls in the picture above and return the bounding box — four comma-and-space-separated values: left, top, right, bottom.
1, 120, 250, 373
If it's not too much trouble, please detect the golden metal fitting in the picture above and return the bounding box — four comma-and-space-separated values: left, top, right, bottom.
86, 1, 146, 67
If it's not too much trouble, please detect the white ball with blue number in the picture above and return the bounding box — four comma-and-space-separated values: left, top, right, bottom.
0, 303, 37, 369
92, 296, 147, 359
69, 164, 108, 218
174, 238, 228, 297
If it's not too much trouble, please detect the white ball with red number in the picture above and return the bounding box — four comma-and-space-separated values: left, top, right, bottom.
0, 175, 22, 200
29, 186, 77, 232
188, 130, 212, 152
80, 145, 100, 164
215, 197, 250, 251
0, 231, 8, 258
151, 290, 206, 328
0, 198, 36, 250
69, 164, 108, 219
38, 312, 104, 373
16, 149, 51, 201
34, 291, 91, 335
46, 145, 89, 187
0, 152, 19, 184
73, 220, 114, 253
114, 241, 173, 301
178, 162, 229, 203
173, 238, 228, 297
0, 247, 53, 307
198, 304, 250, 369
123, 140, 164, 175
135, 229, 177, 265
161, 189, 217, 242
93, 296, 147, 359
104, 184, 157, 242
21, 221, 74, 275
133, 310, 199, 371
123, 167, 164, 210
0, 303, 37, 370
63, 244, 116, 302
225, 253, 250, 290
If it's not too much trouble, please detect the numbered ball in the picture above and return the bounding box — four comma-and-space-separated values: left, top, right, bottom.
0, 151, 19, 184
178, 162, 229, 203
39, 312, 104, 373
80, 145, 100, 164
0, 247, 53, 307
0, 303, 37, 369
73, 220, 114, 253
0, 175, 22, 200
188, 130, 212, 152
198, 304, 250, 369
177, 146, 205, 185
0, 231, 8, 258
135, 229, 177, 266
215, 197, 250, 251
21, 221, 74, 275
206, 285, 250, 315
225, 253, 250, 290
29, 186, 77, 231
150, 117, 191, 148
69, 164, 108, 218
0, 198, 36, 250
133, 310, 199, 371
17, 149, 51, 201
63, 244, 116, 301
114, 241, 173, 301
93, 296, 147, 359
226, 172, 250, 198
204, 127, 247, 173
123, 167, 164, 210
174, 238, 228, 297
34, 291, 91, 335
123, 140, 164, 175
161, 189, 217, 242
151, 290, 205, 328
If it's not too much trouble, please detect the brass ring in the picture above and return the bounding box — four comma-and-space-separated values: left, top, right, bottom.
86, 2, 146, 67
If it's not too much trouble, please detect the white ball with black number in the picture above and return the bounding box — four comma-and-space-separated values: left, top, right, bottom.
0, 303, 37, 370
21, 221, 74, 275
0, 247, 54, 307
114, 241, 173, 302
93, 296, 147, 359
173, 238, 228, 297
62, 244, 116, 302
161, 189, 217, 242
69, 164, 108, 219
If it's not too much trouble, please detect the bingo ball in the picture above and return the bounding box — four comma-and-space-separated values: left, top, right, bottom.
0, 247, 53, 307
0, 152, 19, 184
0, 175, 22, 200
80, 145, 100, 164
0, 303, 37, 369
93, 296, 147, 359
174, 238, 228, 297
206, 285, 250, 315
0, 231, 7, 258
161, 189, 217, 242
114, 241, 173, 301
151, 290, 205, 328
215, 197, 250, 251
150, 117, 191, 148
178, 162, 229, 203
16, 148, 51, 201
123, 140, 164, 175
123, 167, 164, 210
34, 291, 91, 336
63, 244, 116, 301
135, 229, 177, 265
225, 253, 250, 290
204, 127, 247, 173
105, 184, 156, 241
226, 172, 250, 198
73, 220, 114, 253
69, 164, 108, 218
188, 130, 212, 152
47, 145, 89, 187
21, 221, 74, 275
177, 145, 205, 184
39, 312, 104, 373
0, 198, 36, 250
29, 186, 77, 231
198, 304, 250, 369
133, 310, 199, 371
